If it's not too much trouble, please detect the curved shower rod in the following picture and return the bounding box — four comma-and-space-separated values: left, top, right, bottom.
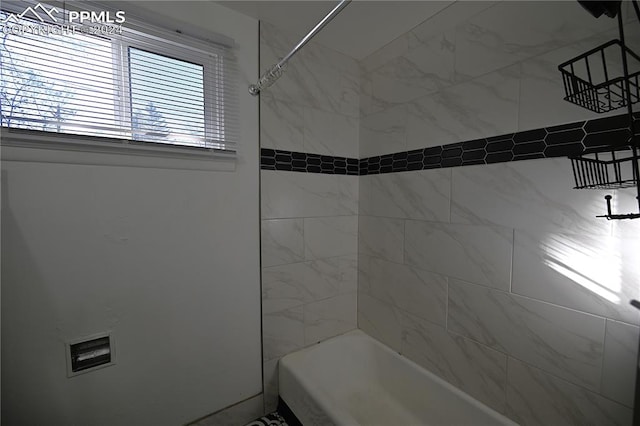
248, 0, 352, 96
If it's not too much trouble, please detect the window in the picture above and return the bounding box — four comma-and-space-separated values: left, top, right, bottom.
0, 2, 238, 157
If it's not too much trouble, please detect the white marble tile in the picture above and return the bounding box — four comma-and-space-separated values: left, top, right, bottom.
360, 33, 412, 74
406, 65, 520, 149
302, 258, 342, 301
360, 71, 393, 117
296, 59, 352, 117
357, 253, 373, 295
260, 22, 297, 69
455, 1, 618, 80
338, 254, 358, 295
338, 71, 360, 118
402, 28, 456, 80
409, 1, 497, 48
512, 231, 640, 325
602, 320, 640, 408
265, 21, 363, 115
303, 107, 358, 158
368, 257, 447, 326
261, 21, 356, 117
621, 15, 640, 52
506, 358, 632, 426
360, 1, 483, 74
448, 280, 606, 391
261, 259, 340, 315
262, 61, 308, 109
518, 32, 615, 131
295, 34, 360, 79
304, 292, 357, 345
451, 158, 613, 236
261, 171, 358, 219
262, 306, 305, 362
359, 169, 451, 221
190, 394, 264, 426
612, 187, 640, 238
304, 216, 358, 260
262, 262, 307, 315
404, 221, 513, 291
359, 105, 408, 158
260, 92, 304, 152
260, 21, 297, 54
261, 219, 304, 267
358, 215, 405, 264
269, 60, 309, 108
263, 359, 279, 414
400, 312, 508, 414
359, 70, 375, 116
368, 30, 456, 106
358, 292, 403, 353
261, 20, 302, 57
264, 53, 344, 117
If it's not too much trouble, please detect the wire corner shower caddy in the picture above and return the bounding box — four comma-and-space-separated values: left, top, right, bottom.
559, 0, 640, 219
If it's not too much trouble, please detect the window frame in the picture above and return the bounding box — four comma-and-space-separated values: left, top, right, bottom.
0, 1, 237, 169
121, 31, 226, 149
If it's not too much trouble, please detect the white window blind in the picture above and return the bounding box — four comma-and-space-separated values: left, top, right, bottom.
0, 1, 239, 155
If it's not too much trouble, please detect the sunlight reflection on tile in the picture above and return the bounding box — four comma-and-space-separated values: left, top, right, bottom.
542, 234, 622, 305
512, 231, 640, 325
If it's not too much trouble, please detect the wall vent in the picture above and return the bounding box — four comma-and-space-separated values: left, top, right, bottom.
66, 332, 116, 377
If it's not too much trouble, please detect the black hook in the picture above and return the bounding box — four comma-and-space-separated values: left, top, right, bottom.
605, 194, 613, 217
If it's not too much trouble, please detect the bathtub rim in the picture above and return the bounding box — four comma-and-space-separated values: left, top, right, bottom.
279, 329, 517, 426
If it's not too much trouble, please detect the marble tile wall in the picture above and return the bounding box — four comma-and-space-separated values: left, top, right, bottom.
260, 21, 360, 157
358, 3, 640, 426
258, 2, 639, 423
260, 179, 359, 413
359, 1, 638, 157
259, 22, 360, 413
358, 159, 638, 425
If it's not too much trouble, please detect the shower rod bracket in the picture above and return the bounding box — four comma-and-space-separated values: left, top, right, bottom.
249, 0, 351, 96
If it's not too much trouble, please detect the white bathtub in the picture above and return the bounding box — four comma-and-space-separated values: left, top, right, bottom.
279, 330, 517, 426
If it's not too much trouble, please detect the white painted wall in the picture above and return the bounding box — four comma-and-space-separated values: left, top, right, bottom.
1, 2, 261, 425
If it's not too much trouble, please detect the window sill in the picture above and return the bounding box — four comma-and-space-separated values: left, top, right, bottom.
0, 128, 236, 172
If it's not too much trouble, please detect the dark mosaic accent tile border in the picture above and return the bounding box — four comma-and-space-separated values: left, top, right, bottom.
260, 149, 359, 175
260, 112, 639, 175
360, 112, 638, 176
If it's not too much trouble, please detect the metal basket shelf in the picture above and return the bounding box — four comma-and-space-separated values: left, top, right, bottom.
570, 145, 640, 219
571, 146, 638, 189
559, 39, 640, 113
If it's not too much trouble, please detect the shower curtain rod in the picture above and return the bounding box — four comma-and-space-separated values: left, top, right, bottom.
248, 0, 352, 96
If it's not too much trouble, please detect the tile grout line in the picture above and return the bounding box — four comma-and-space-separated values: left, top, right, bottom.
445, 276, 449, 332
445, 327, 617, 404
509, 229, 514, 294
599, 319, 609, 399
